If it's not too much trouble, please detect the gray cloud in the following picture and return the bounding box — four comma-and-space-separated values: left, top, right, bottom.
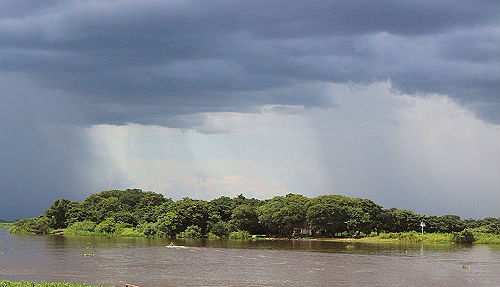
0, 1, 499, 219
0, 73, 127, 220
0, 0, 498, 124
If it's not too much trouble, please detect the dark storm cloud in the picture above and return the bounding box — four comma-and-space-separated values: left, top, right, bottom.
0, 0, 498, 124
0, 73, 103, 220
0, 0, 498, 219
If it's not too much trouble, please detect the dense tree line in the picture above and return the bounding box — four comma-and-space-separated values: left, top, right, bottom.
9, 189, 500, 238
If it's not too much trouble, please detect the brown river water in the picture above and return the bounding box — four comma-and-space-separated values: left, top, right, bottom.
0, 228, 499, 287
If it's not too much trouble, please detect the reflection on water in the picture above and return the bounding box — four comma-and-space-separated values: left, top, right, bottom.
0, 229, 499, 286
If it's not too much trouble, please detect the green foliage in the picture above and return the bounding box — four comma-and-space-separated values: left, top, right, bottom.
151, 200, 175, 222
95, 218, 117, 234
232, 194, 261, 208
257, 194, 309, 236
134, 206, 157, 225
95, 197, 125, 222
176, 225, 203, 238
210, 221, 231, 238
0, 280, 109, 287
10, 188, 500, 243
78, 189, 167, 224
45, 199, 74, 229
473, 232, 500, 244
228, 230, 251, 239
64, 202, 90, 227
306, 200, 336, 235
375, 208, 423, 233
155, 212, 180, 237
345, 207, 371, 236
395, 230, 422, 242
207, 232, 220, 239
137, 222, 158, 237
67, 221, 96, 232
231, 204, 260, 234
0, 222, 13, 228
391, 209, 422, 232
135, 211, 180, 238
452, 229, 476, 243
305, 195, 375, 236
210, 196, 233, 222
112, 211, 137, 225
136, 191, 166, 208
172, 198, 211, 234
118, 227, 142, 237
465, 217, 500, 234
424, 215, 465, 233
363, 232, 452, 244
9, 217, 50, 235
483, 222, 500, 234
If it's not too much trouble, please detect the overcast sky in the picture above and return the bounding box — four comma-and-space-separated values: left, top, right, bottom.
0, 0, 498, 220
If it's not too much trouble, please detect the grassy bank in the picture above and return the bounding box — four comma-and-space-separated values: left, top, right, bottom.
0, 280, 107, 287
62, 227, 143, 237
311, 231, 500, 245
9, 222, 499, 245
474, 232, 500, 244
0, 222, 13, 228
367, 232, 454, 244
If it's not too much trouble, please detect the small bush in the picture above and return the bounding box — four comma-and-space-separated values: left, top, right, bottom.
8, 217, 50, 235
155, 214, 178, 237
210, 221, 231, 239
95, 218, 117, 234
398, 231, 422, 242
228, 230, 250, 239
119, 227, 142, 237
452, 229, 475, 243
377, 232, 396, 239
137, 222, 158, 237
176, 225, 202, 238
207, 232, 219, 239
67, 221, 96, 232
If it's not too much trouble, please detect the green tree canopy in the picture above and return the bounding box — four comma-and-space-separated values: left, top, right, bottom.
257, 194, 309, 236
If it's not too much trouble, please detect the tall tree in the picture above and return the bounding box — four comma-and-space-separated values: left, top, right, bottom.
45, 198, 73, 229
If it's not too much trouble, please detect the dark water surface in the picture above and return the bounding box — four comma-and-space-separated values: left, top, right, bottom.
1, 229, 499, 286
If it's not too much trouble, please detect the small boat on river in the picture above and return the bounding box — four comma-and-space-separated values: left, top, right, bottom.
166, 242, 187, 249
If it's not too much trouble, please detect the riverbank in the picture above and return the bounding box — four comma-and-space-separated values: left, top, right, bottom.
62, 227, 143, 237
306, 232, 500, 245
32, 227, 500, 245
0, 280, 107, 287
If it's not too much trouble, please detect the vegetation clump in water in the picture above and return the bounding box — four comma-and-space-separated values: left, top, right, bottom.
176, 225, 203, 238
452, 229, 475, 243
228, 230, 251, 239
8, 217, 50, 235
